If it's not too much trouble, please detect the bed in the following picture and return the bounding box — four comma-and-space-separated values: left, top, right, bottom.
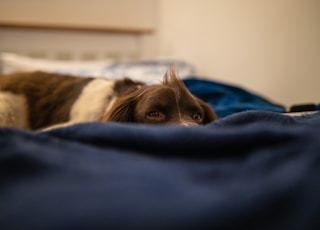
1, 26, 320, 230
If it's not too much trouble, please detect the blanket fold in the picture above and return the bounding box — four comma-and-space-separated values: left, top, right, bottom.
1, 111, 320, 230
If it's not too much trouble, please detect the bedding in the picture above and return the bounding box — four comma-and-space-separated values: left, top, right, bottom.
1, 54, 320, 229
1, 111, 320, 229
184, 77, 286, 117
0, 52, 114, 76
0, 52, 196, 84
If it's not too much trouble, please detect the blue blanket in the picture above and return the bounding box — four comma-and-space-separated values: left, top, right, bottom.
184, 78, 286, 117
1, 110, 320, 230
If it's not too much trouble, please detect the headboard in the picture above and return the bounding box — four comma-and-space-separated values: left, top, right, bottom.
0, 22, 154, 62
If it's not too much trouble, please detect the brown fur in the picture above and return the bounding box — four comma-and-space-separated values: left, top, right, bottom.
101, 68, 218, 125
0, 68, 218, 130
0, 71, 143, 130
0, 71, 94, 129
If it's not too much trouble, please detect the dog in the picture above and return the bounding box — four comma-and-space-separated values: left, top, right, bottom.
0, 67, 218, 130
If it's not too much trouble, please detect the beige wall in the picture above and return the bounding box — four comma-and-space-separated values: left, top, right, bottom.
158, 0, 320, 107
0, 0, 157, 29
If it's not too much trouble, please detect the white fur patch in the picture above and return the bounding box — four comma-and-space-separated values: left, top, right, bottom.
0, 92, 29, 128
69, 79, 115, 122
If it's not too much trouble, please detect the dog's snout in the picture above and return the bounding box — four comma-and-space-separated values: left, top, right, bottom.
179, 120, 199, 127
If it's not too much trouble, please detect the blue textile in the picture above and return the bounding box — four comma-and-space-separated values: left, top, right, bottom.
1, 111, 320, 229
184, 78, 286, 117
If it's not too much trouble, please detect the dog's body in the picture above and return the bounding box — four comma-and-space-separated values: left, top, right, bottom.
0, 68, 218, 130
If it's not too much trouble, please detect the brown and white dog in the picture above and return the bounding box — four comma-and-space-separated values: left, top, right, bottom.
0, 67, 218, 130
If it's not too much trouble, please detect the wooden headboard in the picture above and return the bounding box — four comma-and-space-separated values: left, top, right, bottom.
0, 22, 154, 62
0, 0, 157, 61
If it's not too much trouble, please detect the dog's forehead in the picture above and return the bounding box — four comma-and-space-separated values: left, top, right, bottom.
140, 85, 199, 106
141, 86, 176, 99
148, 85, 188, 96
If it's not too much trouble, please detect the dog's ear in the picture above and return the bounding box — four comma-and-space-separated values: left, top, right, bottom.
197, 98, 218, 124
100, 94, 137, 122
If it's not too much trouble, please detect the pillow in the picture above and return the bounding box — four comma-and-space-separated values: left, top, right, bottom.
0, 52, 114, 77
0, 52, 197, 84
101, 58, 197, 84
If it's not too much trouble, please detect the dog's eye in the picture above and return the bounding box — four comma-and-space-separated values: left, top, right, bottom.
148, 111, 159, 117
192, 112, 203, 122
147, 111, 166, 121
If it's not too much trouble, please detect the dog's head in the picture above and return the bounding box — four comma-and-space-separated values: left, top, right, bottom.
101, 67, 218, 126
